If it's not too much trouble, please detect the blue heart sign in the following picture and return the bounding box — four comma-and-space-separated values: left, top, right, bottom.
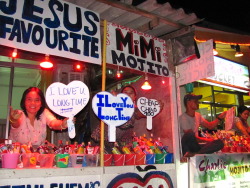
92, 91, 134, 142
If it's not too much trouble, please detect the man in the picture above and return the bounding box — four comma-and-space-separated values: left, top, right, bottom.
179, 94, 227, 158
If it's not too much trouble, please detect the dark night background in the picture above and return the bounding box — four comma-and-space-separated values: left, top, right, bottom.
133, 0, 250, 34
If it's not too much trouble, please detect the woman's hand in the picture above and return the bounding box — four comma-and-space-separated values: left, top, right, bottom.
9, 106, 22, 123
61, 117, 69, 130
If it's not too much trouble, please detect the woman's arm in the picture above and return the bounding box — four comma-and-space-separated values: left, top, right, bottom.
45, 109, 68, 130
235, 120, 250, 136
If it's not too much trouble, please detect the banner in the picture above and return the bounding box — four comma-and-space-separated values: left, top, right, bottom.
190, 153, 250, 187
0, 0, 101, 64
106, 22, 169, 77
176, 39, 214, 86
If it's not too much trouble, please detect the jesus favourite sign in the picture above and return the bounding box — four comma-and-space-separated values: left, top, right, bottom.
92, 92, 134, 142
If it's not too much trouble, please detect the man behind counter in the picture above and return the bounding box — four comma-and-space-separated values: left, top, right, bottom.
179, 94, 227, 159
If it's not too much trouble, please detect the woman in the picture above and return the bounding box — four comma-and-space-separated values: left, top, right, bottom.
9, 87, 68, 146
233, 105, 250, 136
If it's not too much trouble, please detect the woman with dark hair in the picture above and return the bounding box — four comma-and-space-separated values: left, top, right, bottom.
9, 87, 68, 146
233, 105, 250, 136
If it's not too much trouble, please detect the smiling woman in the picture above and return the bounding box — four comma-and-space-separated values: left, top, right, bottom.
8, 87, 69, 146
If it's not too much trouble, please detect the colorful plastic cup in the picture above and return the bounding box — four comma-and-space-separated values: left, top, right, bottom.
70, 154, 85, 168
22, 153, 39, 168
55, 154, 70, 168
113, 154, 125, 166
104, 154, 113, 166
155, 153, 166, 164
125, 154, 135, 165
82, 154, 99, 167
165, 153, 173, 163
38, 154, 55, 168
146, 154, 155, 164
2, 153, 20, 169
135, 153, 146, 165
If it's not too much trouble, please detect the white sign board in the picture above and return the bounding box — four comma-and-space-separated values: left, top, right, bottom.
176, 39, 215, 86
1, 175, 101, 187
106, 22, 169, 77
0, 0, 101, 64
137, 97, 161, 130
92, 91, 134, 142
207, 56, 250, 89
46, 81, 90, 138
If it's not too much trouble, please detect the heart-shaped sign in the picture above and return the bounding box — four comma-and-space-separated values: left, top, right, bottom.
92, 91, 134, 142
45, 81, 90, 138
107, 171, 174, 188
137, 97, 161, 130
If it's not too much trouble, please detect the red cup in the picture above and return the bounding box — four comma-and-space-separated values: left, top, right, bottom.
104, 154, 113, 166
221, 146, 230, 153
125, 154, 135, 165
135, 153, 145, 165
113, 154, 125, 166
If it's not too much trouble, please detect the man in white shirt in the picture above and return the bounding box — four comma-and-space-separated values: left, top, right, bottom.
179, 94, 227, 158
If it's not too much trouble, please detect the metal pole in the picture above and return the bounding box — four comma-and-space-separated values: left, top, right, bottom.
5, 57, 15, 139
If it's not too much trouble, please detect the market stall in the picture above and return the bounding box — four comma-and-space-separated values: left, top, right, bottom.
0, 0, 180, 187
176, 39, 250, 187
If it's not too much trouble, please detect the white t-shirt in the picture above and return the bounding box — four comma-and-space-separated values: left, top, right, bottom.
179, 112, 211, 137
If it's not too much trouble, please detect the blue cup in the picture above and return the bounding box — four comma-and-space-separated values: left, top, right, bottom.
146, 154, 155, 164
165, 153, 173, 163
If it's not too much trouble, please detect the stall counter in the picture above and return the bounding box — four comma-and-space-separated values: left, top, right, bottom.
0, 164, 176, 187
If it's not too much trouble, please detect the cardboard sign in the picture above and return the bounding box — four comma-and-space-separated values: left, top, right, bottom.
45, 81, 90, 138
176, 39, 215, 86
0, 0, 101, 65
92, 91, 134, 142
106, 22, 169, 77
137, 97, 160, 130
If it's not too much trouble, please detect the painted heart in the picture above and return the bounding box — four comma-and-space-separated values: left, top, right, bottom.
92, 91, 134, 142
137, 97, 161, 117
137, 97, 161, 130
92, 91, 134, 127
107, 171, 174, 188
45, 81, 90, 118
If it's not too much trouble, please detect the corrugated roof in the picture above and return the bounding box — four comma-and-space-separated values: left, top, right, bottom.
64, 0, 201, 38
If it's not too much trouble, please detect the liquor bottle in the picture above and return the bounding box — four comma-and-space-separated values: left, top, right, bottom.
77, 142, 85, 154
86, 142, 94, 154
72, 141, 79, 154
112, 142, 122, 154
64, 141, 71, 154
58, 140, 64, 154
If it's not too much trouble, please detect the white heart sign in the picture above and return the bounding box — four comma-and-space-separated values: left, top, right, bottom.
92, 91, 134, 142
137, 97, 160, 130
45, 81, 90, 138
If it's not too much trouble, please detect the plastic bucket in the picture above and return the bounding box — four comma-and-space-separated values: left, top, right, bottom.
2, 153, 20, 169
22, 153, 39, 168
104, 154, 113, 166
82, 154, 99, 167
124, 154, 135, 166
146, 154, 155, 164
70, 154, 85, 168
38, 154, 55, 168
135, 153, 146, 165
155, 153, 166, 164
165, 153, 173, 163
55, 154, 69, 168
113, 154, 125, 166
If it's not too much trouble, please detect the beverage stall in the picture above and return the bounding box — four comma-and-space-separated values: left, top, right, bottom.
0, 0, 181, 187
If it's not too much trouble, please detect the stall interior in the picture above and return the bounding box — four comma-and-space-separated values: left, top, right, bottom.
0, 46, 174, 167
180, 81, 250, 132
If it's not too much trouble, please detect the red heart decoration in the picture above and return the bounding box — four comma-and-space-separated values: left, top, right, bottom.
107, 171, 174, 188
